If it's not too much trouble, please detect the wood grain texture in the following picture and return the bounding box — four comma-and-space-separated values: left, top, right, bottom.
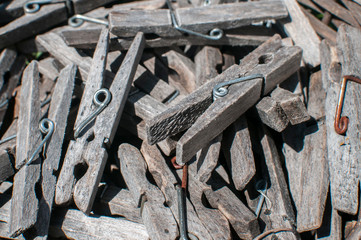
341, 0, 361, 26
0, 4, 67, 49
32, 64, 76, 240
98, 186, 142, 223
222, 116, 255, 190
302, 7, 337, 45
247, 125, 297, 240
312, 0, 359, 27
55, 28, 110, 209
38, 58, 61, 82
57, 31, 145, 214
140, 142, 213, 240
109, 1, 287, 37
316, 199, 342, 240
187, 170, 232, 240
49, 209, 149, 240
118, 144, 178, 240
255, 96, 289, 132
10, 61, 42, 237
307, 71, 326, 121
195, 46, 223, 87
133, 65, 177, 103
176, 45, 302, 165
0, 120, 16, 183
159, 50, 197, 93
205, 185, 260, 239
281, 0, 321, 67
270, 87, 310, 125
146, 35, 285, 145
327, 24, 361, 215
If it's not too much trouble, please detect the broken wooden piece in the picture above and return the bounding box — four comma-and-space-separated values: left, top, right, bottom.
255, 96, 289, 132
118, 143, 178, 240
109, 1, 288, 37
270, 87, 310, 125
10, 61, 42, 237
194, 46, 223, 87
56, 30, 145, 214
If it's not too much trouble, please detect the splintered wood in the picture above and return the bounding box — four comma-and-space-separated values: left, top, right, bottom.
1, 0, 361, 239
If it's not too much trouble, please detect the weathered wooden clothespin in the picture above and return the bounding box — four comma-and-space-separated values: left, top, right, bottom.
326, 24, 361, 215
0, 0, 116, 49
109, 0, 287, 39
55, 29, 145, 214
141, 142, 213, 240
118, 143, 178, 240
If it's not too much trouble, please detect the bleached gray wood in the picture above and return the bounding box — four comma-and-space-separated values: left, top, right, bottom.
307, 71, 326, 121
195, 46, 222, 87
146, 35, 285, 145
341, 0, 361, 26
281, 0, 321, 67
159, 50, 197, 93
32, 64, 76, 240
133, 65, 178, 103
55, 28, 110, 210
140, 142, 213, 240
204, 184, 260, 239
57, 31, 145, 214
327, 24, 361, 215
255, 96, 289, 132
118, 143, 178, 240
270, 87, 310, 125
0, 48, 17, 90
302, 7, 337, 45
297, 0, 323, 13
222, 116, 255, 190
99, 186, 142, 223
0, 0, 27, 25
312, 0, 359, 27
176, 44, 302, 165
49, 209, 149, 240
10, 61, 42, 237
247, 125, 297, 240
0, 54, 25, 130
193, 134, 222, 183
38, 58, 61, 82
0, 120, 16, 183
109, 0, 287, 37
0, 4, 68, 49
320, 39, 340, 91
61, 28, 271, 50
187, 171, 232, 240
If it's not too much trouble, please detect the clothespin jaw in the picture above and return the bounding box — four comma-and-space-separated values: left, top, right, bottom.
55, 31, 146, 214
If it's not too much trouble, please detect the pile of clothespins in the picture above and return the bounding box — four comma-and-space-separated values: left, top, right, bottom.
0, 0, 361, 239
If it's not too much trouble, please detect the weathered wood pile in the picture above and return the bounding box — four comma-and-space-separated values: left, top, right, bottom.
0, 0, 360, 239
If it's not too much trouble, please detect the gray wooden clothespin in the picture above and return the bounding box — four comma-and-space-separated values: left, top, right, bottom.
55, 29, 145, 214
0, 0, 116, 49
109, 0, 287, 39
118, 143, 178, 240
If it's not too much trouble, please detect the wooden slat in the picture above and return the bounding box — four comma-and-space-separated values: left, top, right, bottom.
281, 0, 321, 67
194, 46, 223, 87
10, 61, 42, 237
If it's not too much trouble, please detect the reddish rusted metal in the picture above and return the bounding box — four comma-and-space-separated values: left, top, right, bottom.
171, 156, 188, 190
334, 75, 361, 135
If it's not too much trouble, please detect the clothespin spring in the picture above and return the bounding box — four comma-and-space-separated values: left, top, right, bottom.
26, 118, 55, 165
68, 15, 109, 28
212, 74, 263, 101
24, 0, 73, 15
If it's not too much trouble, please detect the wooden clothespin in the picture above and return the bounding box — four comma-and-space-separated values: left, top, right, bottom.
0, 0, 116, 49
325, 24, 361, 215
140, 142, 213, 240
55, 29, 145, 214
9, 61, 76, 237
118, 143, 178, 240
245, 124, 297, 240
109, 0, 287, 39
